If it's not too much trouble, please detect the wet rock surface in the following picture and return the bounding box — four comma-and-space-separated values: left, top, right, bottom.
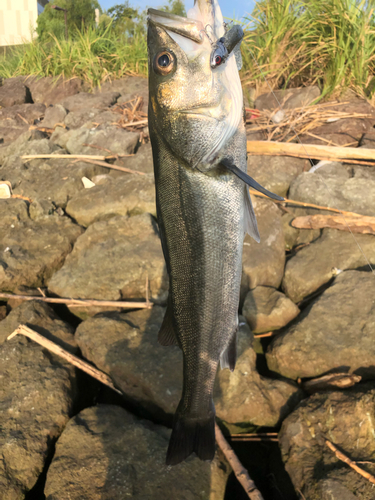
279, 386, 375, 500
44, 405, 230, 500
0, 302, 77, 500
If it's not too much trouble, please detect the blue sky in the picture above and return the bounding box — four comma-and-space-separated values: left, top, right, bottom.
99, 0, 256, 21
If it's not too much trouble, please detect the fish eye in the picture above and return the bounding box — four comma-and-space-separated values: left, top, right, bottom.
154, 51, 175, 76
215, 55, 222, 65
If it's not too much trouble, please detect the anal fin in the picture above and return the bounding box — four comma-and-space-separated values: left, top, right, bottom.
158, 298, 178, 346
220, 329, 238, 371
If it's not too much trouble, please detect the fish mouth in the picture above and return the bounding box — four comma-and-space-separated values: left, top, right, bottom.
179, 108, 221, 121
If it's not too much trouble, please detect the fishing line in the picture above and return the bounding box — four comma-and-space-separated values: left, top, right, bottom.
247, 48, 375, 275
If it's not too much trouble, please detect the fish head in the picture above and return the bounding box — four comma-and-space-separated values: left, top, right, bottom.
147, 0, 244, 170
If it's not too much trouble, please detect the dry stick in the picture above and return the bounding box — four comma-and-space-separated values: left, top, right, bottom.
325, 440, 375, 485
9, 325, 263, 500
248, 189, 361, 216
247, 141, 375, 164
8, 325, 123, 395
78, 157, 146, 176
0, 292, 152, 309
215, 423, 264, 500
120, 119, 148, 128
20, 153, 146, 176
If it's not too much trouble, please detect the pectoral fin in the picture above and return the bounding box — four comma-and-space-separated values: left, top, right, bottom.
158, 298, 178, 346
244, 186, 260, 242
222, 158, 285, 201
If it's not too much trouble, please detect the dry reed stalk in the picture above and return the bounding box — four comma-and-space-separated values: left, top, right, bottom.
215, 423, 264, 500
0, 292, 152, 309
253, 331, 277, 338
8, 324, 263, 499
246, 141, 375, 162
76, 157, 146, 175
292, 214, 375, 235
8, 324, 122, 394
249, 189, 362, 216
325, 440, 375, 485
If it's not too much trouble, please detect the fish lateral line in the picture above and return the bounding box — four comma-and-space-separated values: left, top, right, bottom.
221, 157, 285, 201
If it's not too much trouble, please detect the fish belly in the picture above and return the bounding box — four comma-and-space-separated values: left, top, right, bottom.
153, 137, 245, 464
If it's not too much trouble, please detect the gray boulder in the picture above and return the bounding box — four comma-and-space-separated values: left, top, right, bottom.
61, 91, 120, 112
51, 124, 139, 157
247, 155, 308, 198
42, 104, 68, 129
0, 77, 31, 107
279, 387, 375, 499
48, 214, 168, 317
25, 76, 87, 106
282, 229, 375, 303
289, 162, 375, 216
65, 173, 156, 227
241, 198, 285, 294
242, 286, 300, 334
268, 271, 375, 380
75, 307, 181, 419
0, 103, 46, 145
0, 210, 83, 294
44, 405, 229, 500
0, 305, 77, 500
113, 142, 154, 176
255, 86, 320, 111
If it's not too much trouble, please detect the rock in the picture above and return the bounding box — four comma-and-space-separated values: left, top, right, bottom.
76, 307, 301, 429
26, 76, 88, 106
0, 306, 77, 500
279, 386, 375, 499
0, 213, 83, 294
97, 76, 149, 112
66, 173, 156, 227
44, 405, 229, 500
282, 211, 321, 251
61, 91, 120, 112
75, 307, 181, 419
0, 300, 77, 351
242, 286, 300, 334
255, 86, 321, 111
51, 124, 140, 157
289, 162, 375, 216
247, 155, 308, 198
268, 271, 375, 380
282, 229, 375, 303
48, 214, 168, 317
0, 77, 32, 107
241, 198, 285, 294
0, 103, 46, 145
113, 142, 154, 176
42, 104, 68, 129
63, 109, 100, 129
0, 135, 111, 207
0, 198, 29, 225
214, 318, 303, 431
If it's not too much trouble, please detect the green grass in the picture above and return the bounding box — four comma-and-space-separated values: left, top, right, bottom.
0, 24, 148, 89
1, 0, 374, 100
241, 0, 375, 101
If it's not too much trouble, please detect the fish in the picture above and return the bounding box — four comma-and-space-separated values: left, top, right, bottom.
147, 0, 283, 466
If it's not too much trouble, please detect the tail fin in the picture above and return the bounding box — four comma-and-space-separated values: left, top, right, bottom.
166, 410, 216, 465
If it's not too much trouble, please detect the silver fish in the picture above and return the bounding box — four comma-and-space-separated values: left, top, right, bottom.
147, 0, 282, 466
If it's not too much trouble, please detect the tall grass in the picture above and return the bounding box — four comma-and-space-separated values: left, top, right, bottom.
241, 0, 375, 100
0, 0, 374, 100
0, 23, 148, 88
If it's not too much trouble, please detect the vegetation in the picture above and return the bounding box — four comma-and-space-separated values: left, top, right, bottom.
0, 0, 374, 100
